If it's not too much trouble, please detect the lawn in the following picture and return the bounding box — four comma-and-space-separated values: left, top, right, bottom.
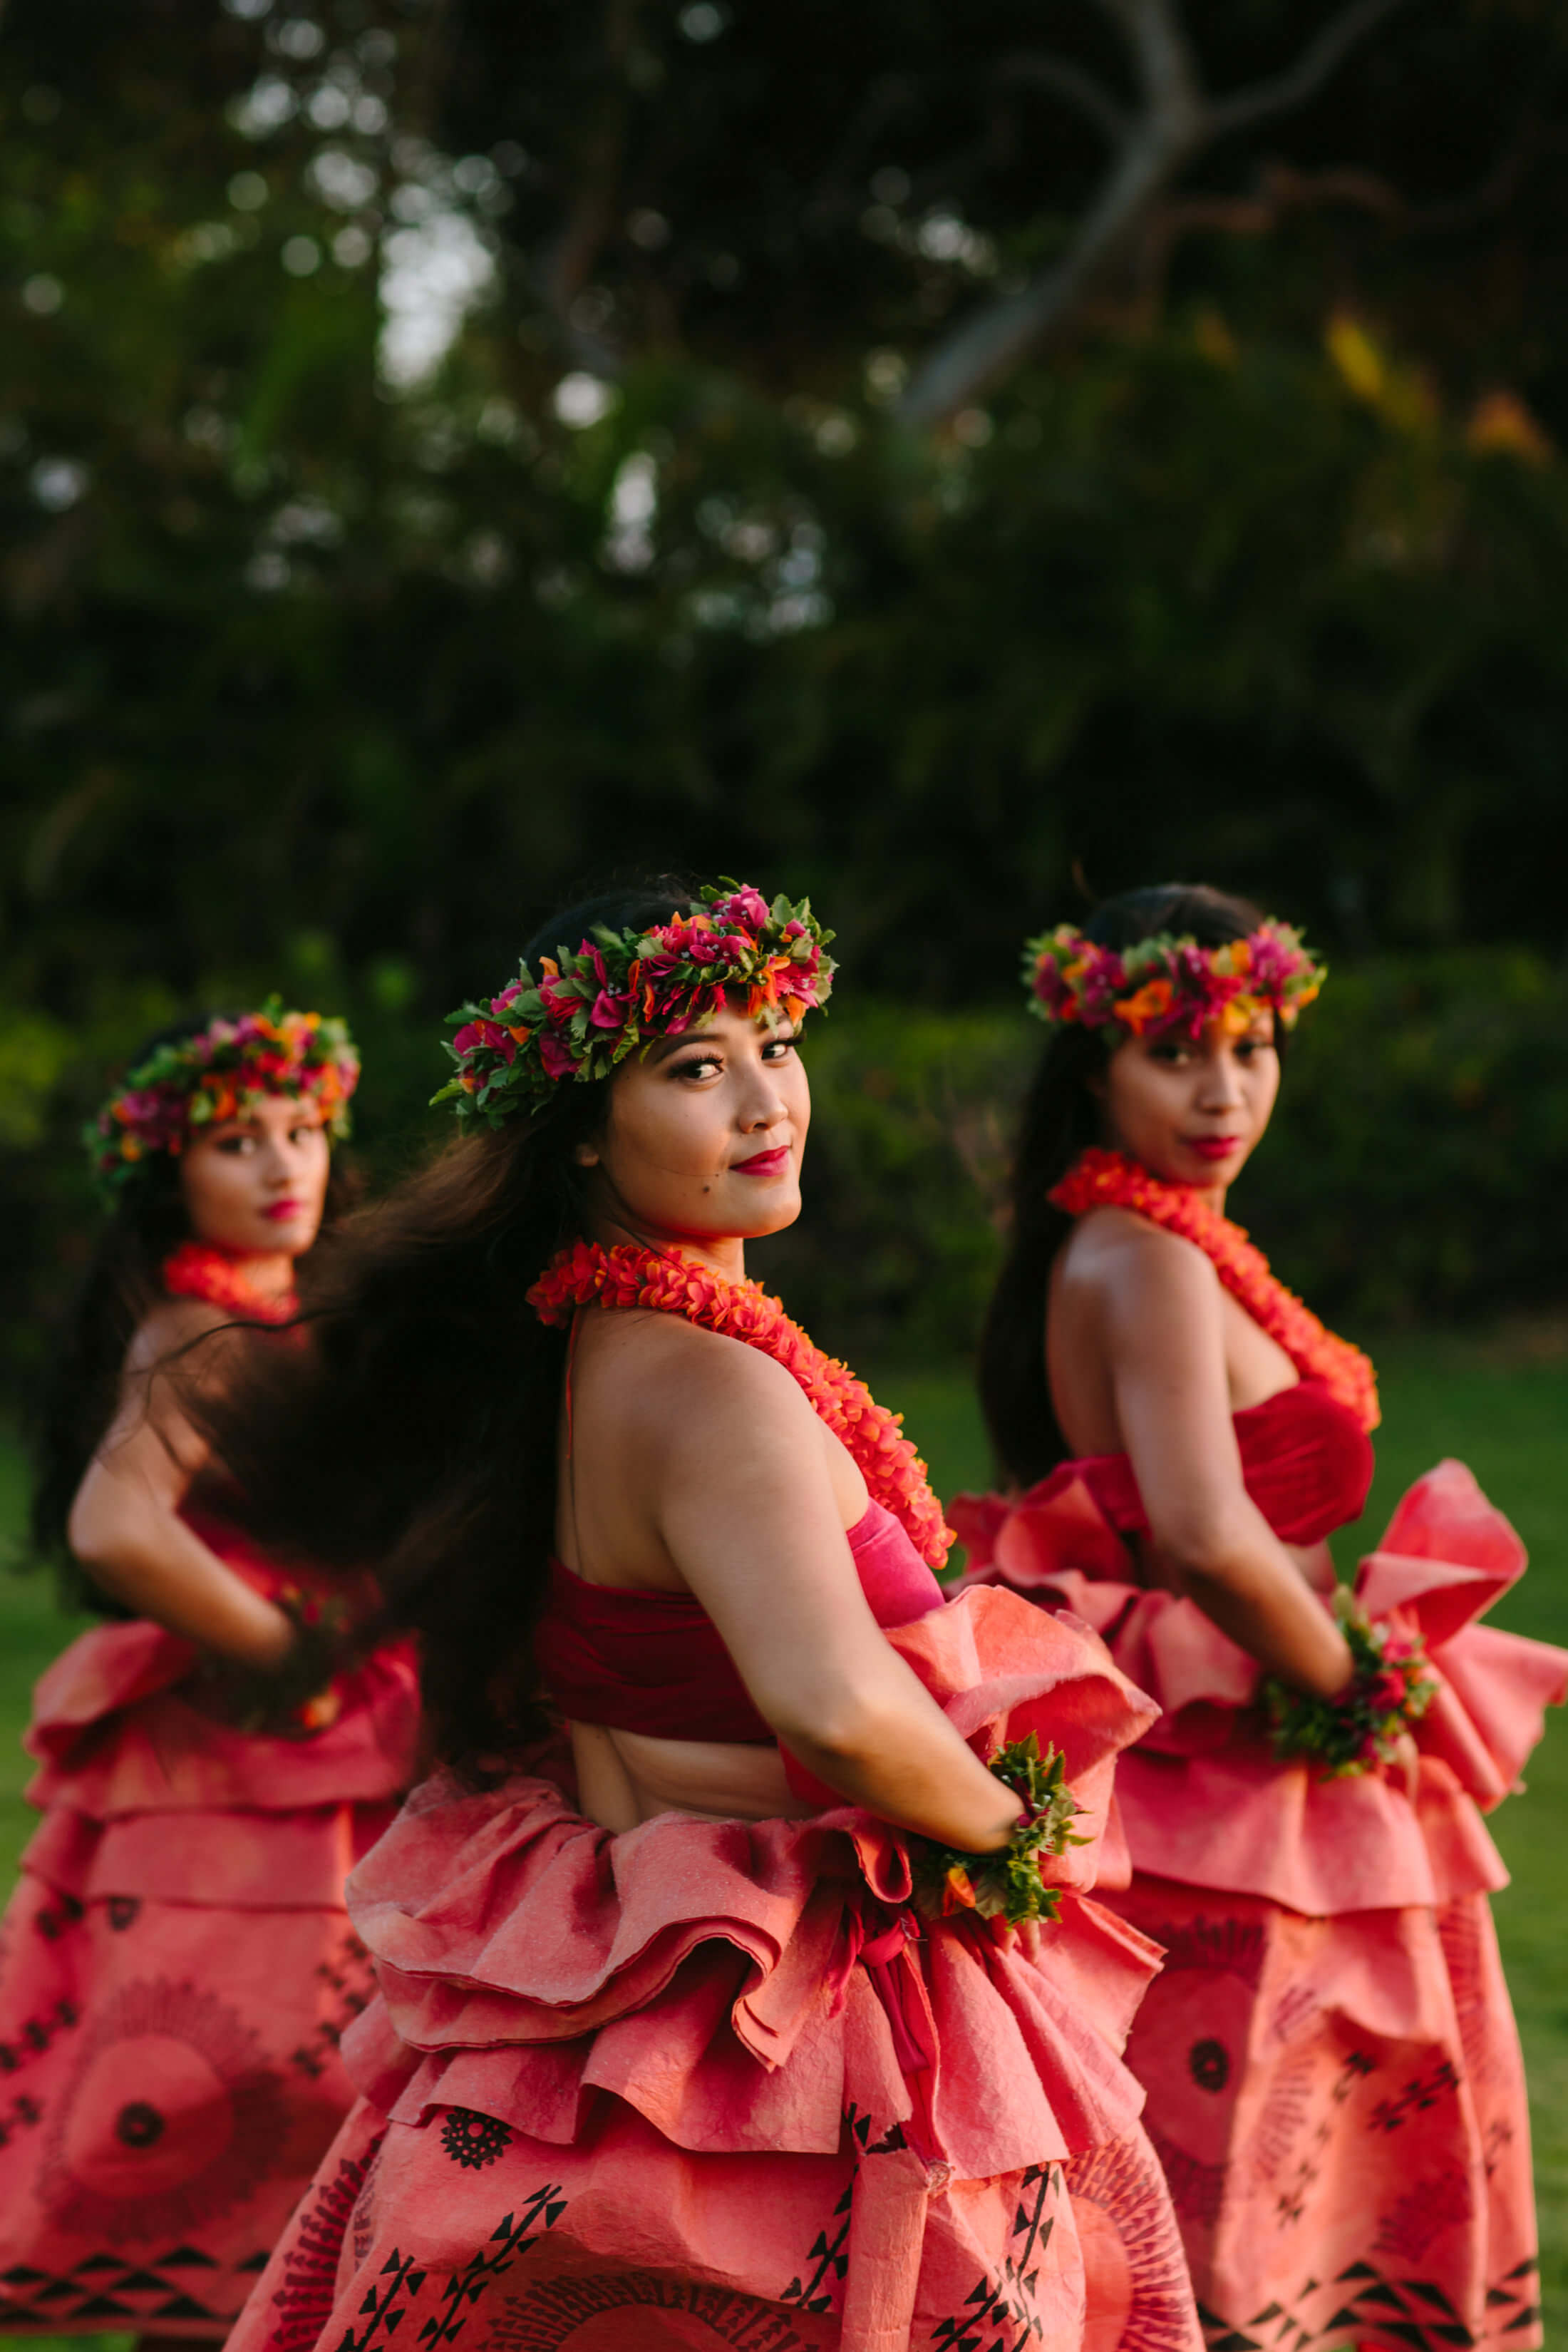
0, 1334, 1564, 2343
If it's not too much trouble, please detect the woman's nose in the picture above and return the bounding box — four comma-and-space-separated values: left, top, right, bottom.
741, 1076, 789, 1129
1197, 1054, 1244, 1106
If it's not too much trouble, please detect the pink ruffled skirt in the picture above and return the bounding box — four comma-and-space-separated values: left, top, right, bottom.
954, 1462, 1565, 2351
0, 1558, 421, 2340
228, 1587, 1203, 2352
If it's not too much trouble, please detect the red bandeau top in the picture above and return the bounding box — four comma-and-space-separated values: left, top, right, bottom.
1077, 1377, 1374, 1548
535, 1496, 945, 1744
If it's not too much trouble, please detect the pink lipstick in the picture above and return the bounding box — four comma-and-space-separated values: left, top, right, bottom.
731, 1146, 790, 1178
1183, 1137, 1241, 1164
264, 1198, 304, 1221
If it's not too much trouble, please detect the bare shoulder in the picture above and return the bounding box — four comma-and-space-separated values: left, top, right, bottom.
123, 1298, 229, 1379
577, 1307, 815, 1446
1062, 1204, 1218, 1298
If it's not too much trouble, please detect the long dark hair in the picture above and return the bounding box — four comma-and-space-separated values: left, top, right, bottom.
977, 883, 1269, 1491
28, 1014, 357, 1611
182, 882, 691, 1780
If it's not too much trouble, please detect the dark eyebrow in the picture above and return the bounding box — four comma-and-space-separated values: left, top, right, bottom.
646, 1031, 721, 1062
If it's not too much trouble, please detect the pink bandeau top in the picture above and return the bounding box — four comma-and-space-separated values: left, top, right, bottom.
1077, 1377, 1374, 1548
535, 1496, 945, 1744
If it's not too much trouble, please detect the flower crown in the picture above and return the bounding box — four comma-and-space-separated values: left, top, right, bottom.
88, 1000, 360, 1196
1024, 918, 1324, 1044
433, 880, 835, 1126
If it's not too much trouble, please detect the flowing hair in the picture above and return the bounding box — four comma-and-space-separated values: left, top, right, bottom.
180, 883, 691, 1779
977, 883, 1269, 1491
26, 1014, 355, 1611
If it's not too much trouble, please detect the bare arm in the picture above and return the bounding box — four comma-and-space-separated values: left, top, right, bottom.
1097, 1226, 1353, 1698
66, 1304, 295, 1668
638, 1334, 1021, 1852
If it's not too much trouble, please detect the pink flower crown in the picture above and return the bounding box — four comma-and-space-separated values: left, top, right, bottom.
88, 1000, 360, 1197
1025, 918, 1324, 1044
433, 880, 836, 1125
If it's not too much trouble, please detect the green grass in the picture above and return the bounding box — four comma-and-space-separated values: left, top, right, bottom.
1, 1339, 1564, 2338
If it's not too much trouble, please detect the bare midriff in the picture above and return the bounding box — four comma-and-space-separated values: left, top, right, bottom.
569, 1718, 816, 1832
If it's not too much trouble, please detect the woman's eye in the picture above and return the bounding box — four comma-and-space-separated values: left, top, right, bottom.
216, 1134, 254, 1154
672, 1057, 721, 1082
763, 1036, 798, 1062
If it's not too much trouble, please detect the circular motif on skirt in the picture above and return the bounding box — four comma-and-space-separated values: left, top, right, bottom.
440, 2107, 514, 2169
1123, 1966, 1248, 2164
106, 1896, 142, 1933
485, 2277, 835, 2351
1064, 2139, 1202, 2352
1188, 2037, 1230, 2094
38, 1975, 289, 2244
114, 2100, 165, 2149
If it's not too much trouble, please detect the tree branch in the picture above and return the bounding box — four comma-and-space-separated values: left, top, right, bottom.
1207, 0, 1413, 139
900, 0, 1205, 423
993, 53, 1130, 149
899, 0, 1424, 426
536, 0, 641, 354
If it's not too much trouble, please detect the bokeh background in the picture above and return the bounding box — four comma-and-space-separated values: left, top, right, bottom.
3, 0, 1568, 2335
5, 0, 1568, 1370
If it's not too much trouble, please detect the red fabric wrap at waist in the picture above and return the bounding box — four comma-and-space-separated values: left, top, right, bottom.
536, 1496, 944, 1740
1078, 1379, 1374, 1548
537, 1561, 772, 1742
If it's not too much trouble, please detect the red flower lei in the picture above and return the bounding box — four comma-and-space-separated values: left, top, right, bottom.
527, 1239, 953, 1568
1048, 1149, 1380, 1432
162, 1242, 298, 1325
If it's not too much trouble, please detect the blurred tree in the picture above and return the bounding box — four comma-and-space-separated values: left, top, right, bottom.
1, 0, 1567, 1382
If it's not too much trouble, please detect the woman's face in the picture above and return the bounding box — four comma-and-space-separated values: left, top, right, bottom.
581, 1000, 810, 1251
178, 1094, 332, 1258
1098, 1009, 1279, 1189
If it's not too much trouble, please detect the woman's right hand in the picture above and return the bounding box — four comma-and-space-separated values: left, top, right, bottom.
68, 1300, 319, 1671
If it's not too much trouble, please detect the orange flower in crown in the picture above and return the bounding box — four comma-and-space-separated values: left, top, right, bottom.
1024, 918, 1325, 1044
434, 880, 835, 1126
87, 1000, 360, 1198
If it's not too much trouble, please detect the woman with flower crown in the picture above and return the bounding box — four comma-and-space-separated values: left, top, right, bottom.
0, 1007, 421, 2346
953, 884, 1564, 2352
192, 880, 1201, 2352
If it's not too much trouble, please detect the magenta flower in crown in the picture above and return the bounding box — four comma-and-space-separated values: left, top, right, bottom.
1022, 918, 1324, 1044
433, 879, 835, 1126
86, 999, 360, 1198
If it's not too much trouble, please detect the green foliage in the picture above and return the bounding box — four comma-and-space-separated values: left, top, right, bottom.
3, 2, 1568, 1384
912, 1732, 1087, 1927
8, 949, 1568, 1406
1264, 1591, 1437, 1777
770, 947, 1568, 1374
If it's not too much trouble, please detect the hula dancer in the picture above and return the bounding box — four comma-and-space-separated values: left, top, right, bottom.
0, 1007, 420, 2343
956, 885, 1564, 2351
203, 880, 1200, 2352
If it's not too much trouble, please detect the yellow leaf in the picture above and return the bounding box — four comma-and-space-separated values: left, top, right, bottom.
1326, 312, 1386, 404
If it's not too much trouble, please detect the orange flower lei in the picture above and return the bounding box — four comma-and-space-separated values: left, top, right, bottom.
1049, 1149, 1380, 1431
163, 1242, 298, 1325
527, 1239, 954, 1568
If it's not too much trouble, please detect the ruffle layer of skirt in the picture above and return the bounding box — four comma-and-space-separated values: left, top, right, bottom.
0, 1527, 422, 2331
227, 1585, 1204, 2352
20, 1509, 421, 1906
343, 1587, 1167, 2182
953, 1459, 1567, 1914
